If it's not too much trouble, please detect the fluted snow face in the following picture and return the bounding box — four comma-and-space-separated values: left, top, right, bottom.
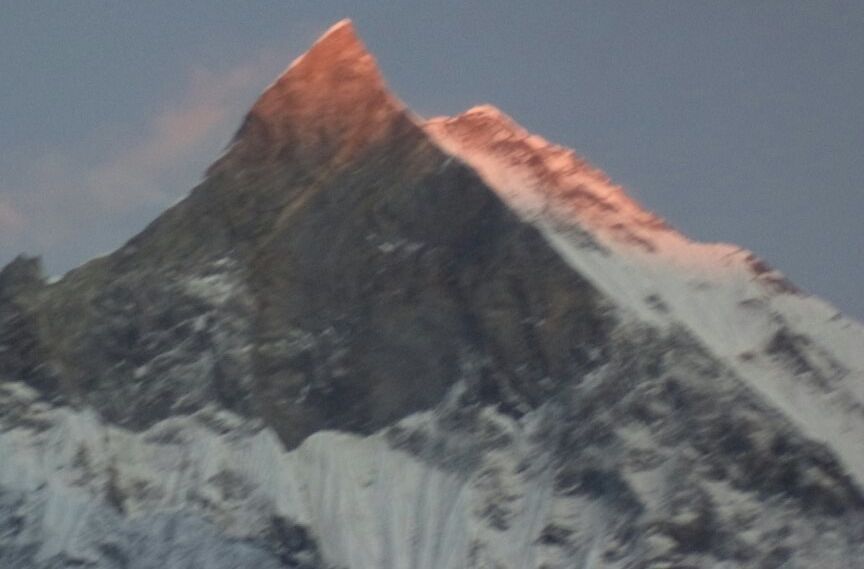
0, 382, 544, 569
4, 340, 864, 569
0, 380, 561, 569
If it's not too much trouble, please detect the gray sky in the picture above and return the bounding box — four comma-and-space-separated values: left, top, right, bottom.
1, 2, 862, 321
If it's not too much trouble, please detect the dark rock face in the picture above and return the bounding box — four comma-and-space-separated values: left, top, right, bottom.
10, 136, 612, 448
0, 256, 59, 395
0, 22, 614, 450
0, 255, 43, 300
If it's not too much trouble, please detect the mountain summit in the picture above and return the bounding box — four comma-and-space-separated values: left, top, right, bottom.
212, 19, 416, 174
2, 20, 864, 569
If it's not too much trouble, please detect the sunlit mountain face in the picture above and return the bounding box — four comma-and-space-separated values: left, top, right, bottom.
1, 19, 863, 569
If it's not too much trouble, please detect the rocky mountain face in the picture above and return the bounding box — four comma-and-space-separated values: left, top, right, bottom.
2, 19, 864, 569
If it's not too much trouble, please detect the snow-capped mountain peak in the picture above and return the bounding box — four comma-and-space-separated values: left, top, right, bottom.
2, 19, 864, 569
428, 101, 864, 490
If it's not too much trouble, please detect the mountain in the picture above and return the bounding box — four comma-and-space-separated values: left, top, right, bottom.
2, 19, 864, 569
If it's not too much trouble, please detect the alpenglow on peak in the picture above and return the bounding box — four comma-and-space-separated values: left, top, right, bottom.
210, 18, 416, 174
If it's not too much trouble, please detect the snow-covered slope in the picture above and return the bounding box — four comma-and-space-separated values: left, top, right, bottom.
427, 106, 864, 487
4, 353, 863, 569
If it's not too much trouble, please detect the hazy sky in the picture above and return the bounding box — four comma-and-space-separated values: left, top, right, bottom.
1, 2, 862, 320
